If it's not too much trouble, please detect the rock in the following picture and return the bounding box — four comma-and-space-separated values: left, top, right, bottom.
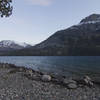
63, 79, 77, 85
41, 75, 51, 82
28, 70, 33, 77
84, 76, 91, 81
83, 76, 93, 86
63, 79, 77, 89
83, 95, 87, 99
19, 68, 23, 72
67, 83, 77, 89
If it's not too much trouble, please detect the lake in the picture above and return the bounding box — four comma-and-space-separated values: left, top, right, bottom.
0, 56, 100, 76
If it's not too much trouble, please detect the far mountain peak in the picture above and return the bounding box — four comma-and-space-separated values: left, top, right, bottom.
80, 14, 100, 24
0, 40, 32, 52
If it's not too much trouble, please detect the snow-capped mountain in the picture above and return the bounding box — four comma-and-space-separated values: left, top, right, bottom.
32, 14, 100, 49
13, 14, 100, 56
79, 14, 100, 24
0, 40, 31, 51
1, 14, 100, 56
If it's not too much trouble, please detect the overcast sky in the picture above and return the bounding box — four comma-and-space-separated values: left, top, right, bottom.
0, 0, 100, 44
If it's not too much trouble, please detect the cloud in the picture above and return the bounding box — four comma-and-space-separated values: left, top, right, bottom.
25, 0, 53, 6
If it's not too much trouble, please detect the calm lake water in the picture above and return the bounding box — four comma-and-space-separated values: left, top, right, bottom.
0, 56, 100, 76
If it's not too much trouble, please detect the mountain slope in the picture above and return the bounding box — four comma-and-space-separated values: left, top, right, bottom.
2, 14, 100, 56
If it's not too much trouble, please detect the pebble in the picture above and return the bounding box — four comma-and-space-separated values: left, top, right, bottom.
0, 63, 100, 100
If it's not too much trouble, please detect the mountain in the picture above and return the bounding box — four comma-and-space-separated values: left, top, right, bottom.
0, 40, 32, 55
2, 14, 100, 56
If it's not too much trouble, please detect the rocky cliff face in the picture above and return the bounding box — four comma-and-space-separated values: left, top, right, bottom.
2, 14, 100, 56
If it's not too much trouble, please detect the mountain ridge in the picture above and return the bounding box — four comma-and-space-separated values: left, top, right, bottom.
1, 14, 100, 56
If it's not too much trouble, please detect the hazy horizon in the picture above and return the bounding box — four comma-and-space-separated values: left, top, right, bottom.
0, 0, 100, 44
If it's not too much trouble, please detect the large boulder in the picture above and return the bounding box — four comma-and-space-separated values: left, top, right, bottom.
83, 76, 93, 86
41, 75, 51, 82
63, 79, 77, 89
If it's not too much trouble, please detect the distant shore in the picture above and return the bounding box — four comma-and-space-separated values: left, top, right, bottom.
0, 63, 100, 100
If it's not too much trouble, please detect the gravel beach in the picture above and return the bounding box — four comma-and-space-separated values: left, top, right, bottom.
0, 63, 100, 100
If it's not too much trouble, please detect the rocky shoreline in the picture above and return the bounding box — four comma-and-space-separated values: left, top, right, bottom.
0, 63, 100, 100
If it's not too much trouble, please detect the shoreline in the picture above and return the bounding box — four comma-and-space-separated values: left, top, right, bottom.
0, 63, 100, 99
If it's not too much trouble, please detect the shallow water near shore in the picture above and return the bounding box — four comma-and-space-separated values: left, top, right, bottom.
0, 56, 100, 76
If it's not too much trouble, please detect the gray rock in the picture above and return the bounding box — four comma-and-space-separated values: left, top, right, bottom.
41, 75, 51, 82
27, 70, 33, 77
84, 76, 91, 81
19, 68, 23, 72
63, 79, 77, 85
83, 76, 93, 86
67, 83, 77, 89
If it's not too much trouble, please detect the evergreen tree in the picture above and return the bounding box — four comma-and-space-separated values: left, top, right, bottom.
0, 0, 12, 17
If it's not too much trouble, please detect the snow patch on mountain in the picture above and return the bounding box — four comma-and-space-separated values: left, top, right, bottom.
14, 41, 30, 47
0, 40, 31, 48
78, 20, 100, 26
78, 14, 100, 25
